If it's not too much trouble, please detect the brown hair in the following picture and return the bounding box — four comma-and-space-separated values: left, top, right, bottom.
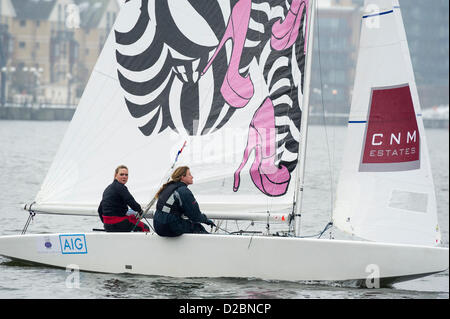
156, 166, 190, 198
114, 165, 128, 177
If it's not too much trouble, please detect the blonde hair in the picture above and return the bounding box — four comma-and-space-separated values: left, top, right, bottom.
156, 166, 190, 198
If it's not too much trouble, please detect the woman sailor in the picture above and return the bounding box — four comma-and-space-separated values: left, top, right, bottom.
153, 166, 215, 236
97, 165, 150, 232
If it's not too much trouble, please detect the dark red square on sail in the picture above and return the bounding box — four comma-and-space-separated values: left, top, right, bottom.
360, 84, 420, 172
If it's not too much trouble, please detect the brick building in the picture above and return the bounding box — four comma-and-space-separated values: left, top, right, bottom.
0, 0, 119, 106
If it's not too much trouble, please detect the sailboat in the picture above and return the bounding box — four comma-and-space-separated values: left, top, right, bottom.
0, 0, 447, 286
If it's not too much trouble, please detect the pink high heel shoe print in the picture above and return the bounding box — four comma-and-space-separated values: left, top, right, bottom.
202, 0, 254, 108
271, 0, 309, 51
233, 97, 291, 197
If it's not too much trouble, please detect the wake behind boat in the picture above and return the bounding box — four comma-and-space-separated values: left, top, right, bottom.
0, 0, 447, 286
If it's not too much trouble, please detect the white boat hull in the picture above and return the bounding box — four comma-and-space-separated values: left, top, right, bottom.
0, 232, 447, 284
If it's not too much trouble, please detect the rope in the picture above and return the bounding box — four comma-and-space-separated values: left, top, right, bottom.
297, 221, 333, 239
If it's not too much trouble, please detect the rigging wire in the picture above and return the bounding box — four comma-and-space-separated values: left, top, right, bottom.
314, 2, 336, 232
22, 202, 36, 235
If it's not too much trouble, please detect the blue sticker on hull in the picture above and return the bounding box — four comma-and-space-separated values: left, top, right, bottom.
59, 234, 88, 254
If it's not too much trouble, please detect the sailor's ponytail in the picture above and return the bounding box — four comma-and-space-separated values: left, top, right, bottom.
155, 166, 190, 198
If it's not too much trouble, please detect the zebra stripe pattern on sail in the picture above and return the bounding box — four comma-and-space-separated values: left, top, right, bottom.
114, 0, 232, 136
113, 0, 305, 174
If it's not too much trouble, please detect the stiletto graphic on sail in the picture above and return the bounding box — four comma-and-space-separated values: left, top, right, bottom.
234, 98, 291, 196
230, 0, 309, 196
202, 0, 254, 109
113, 0, 308, 197
271, 0, 309, 51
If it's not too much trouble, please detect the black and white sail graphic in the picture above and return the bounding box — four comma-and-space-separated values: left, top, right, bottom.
114, 0, 309, 197
114, 0, 306, 147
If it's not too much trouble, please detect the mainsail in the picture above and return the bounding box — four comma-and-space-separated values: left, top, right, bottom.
32, 0, 310, 220
333, 0, 441, 246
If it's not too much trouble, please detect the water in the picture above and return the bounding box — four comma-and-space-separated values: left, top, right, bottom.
0, 120, 448, 299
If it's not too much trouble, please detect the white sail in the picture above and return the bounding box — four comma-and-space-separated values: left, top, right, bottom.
32, 0, 310, 219
333, 0, 441, 246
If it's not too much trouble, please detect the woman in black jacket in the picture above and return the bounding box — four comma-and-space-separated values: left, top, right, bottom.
153, 166, 215, 237
98, 165, 150, 232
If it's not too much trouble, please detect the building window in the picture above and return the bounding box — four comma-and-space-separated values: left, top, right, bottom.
19, 42, 26, 49
20, 20, 26, 27
62, 43, 67, 58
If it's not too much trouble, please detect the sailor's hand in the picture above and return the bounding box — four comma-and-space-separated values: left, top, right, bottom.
205, 219, 216, 227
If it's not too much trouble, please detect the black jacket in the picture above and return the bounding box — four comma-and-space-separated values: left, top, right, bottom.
98, 180, 142, 222
153, 182, 209, 236
156, 182, 208, 223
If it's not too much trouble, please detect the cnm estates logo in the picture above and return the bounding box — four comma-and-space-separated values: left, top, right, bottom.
360, 84, 420, 172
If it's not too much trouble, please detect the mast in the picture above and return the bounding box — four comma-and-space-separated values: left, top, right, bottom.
293, 0, 316, 237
